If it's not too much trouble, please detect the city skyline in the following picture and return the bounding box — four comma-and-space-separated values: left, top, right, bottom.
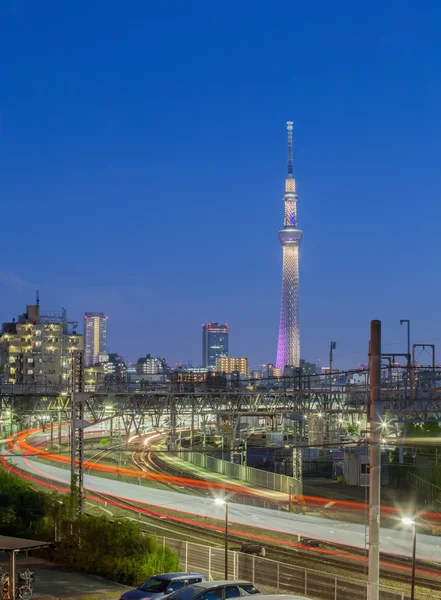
1, 2, 441, 369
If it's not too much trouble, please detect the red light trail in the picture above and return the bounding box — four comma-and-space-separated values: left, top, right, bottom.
2, 428, 441, 580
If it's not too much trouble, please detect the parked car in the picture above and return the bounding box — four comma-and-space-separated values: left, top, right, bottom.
120, 573, 205, 600
168, 580, 260, 600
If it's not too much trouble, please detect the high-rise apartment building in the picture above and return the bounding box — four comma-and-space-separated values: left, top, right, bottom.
276, 122, 303, 369
0, 299, 82, 388
216, 357, 248, 376
202, 322, 228, 368
84, 312, 107, 366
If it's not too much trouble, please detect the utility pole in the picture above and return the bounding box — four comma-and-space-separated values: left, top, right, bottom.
400, 319, 410, 361
368, 320, 382, 600
329, 342, 336, 388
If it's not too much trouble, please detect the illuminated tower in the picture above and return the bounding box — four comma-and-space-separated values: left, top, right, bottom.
84, 312, 107, 366
202, 322, 229, 368
276, 122, 303, 370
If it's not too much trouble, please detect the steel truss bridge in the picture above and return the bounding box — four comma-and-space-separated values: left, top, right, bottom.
2, 365, 441, 515
2, 385, 441, 429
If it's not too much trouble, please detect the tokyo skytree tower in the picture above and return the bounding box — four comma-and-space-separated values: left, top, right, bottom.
276, 122, 303, 370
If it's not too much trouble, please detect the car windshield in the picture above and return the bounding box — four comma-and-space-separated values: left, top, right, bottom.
169, 587, 202, 600
139, 578, 170, 593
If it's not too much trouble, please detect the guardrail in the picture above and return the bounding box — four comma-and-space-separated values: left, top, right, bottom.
180, 450, 300, 495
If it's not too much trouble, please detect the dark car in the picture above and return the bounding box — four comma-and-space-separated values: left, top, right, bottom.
168, 580, 260, 600
120, 573, 205, 600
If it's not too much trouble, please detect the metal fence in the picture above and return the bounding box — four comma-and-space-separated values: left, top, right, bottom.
158, 535, 407, 600
180, 450, 300, 495
407, 472, 441, 507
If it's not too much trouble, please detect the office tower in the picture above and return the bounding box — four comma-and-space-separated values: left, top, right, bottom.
276, 122, 303, 369
202, 322, 228, 368
84, 312, 107, 366
216, 356, 248, 376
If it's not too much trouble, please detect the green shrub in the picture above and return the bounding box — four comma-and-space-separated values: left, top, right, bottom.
53, 516, 180, 585
0, 468, 180, 586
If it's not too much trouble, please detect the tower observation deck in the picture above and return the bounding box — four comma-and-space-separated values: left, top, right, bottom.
276, 122, 303, 370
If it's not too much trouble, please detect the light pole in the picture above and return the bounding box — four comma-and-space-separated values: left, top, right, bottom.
400, 320, 411, 392
400, 319, 411, 360
214, 498, 229, 578
329, 342, 336, 389
402, 517, 416, 600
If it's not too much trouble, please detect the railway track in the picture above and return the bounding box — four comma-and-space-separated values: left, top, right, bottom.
86, 487, 441, 592
6, 429, 441, 593
120, 442, 441, 591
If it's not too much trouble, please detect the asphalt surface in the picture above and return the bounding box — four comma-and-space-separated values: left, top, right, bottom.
0, 556, 130, 599
8, 453, 441, 563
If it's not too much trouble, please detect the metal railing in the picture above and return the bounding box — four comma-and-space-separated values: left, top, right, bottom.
158, 536, 406, 600
407, 472, 441, 506
180, 450, 300, 494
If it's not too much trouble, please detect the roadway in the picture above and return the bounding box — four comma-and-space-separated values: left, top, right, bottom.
6, 450, 441, 564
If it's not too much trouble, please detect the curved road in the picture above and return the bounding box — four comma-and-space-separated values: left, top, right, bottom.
7, 451, 441, 564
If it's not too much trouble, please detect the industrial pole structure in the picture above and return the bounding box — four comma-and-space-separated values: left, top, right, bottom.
400, 319, 410, 361
368, 320, 382, 600
276, 122, 303, 370
400, 319, 411, 395
412, 344, 436, 391
71, 351, 85, 517
329, 341, 336, 389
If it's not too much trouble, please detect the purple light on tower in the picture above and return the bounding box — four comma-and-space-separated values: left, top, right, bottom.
276, 122, 303, 370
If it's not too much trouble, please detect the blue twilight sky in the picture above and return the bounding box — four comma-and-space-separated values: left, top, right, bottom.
1, 0, 441, 370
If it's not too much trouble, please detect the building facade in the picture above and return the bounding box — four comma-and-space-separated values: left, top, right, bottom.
84, 364, 105, 392
84, 312, 107, 366
136, 354, 167, 375
216, 356, 248, 376
103, 353, 128, 391
0, 301, 82, 388
299, 359, 317, 375
202, 322, 228, 368
276, 122, 303, 370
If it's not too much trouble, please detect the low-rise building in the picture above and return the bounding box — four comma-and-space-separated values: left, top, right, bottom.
136, 354, 167, 374
216, 357, 248, 376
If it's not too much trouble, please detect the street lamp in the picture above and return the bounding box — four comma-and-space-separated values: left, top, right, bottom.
402, 517, 416, 600
214, 498, 229, 579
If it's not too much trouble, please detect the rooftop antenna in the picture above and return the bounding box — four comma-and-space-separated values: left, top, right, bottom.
287, 121, 293, 178
36, 290, 40, 307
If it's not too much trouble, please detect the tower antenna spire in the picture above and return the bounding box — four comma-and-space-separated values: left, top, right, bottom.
287, 121, 293, 178
276, 120, 302, 373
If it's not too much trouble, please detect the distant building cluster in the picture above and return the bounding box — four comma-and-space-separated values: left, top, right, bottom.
0, 295, 323, 394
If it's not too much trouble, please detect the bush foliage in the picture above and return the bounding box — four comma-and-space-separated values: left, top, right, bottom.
55, 515, 180, 585
0, 468, 179, 585
0, 469, 49, 537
